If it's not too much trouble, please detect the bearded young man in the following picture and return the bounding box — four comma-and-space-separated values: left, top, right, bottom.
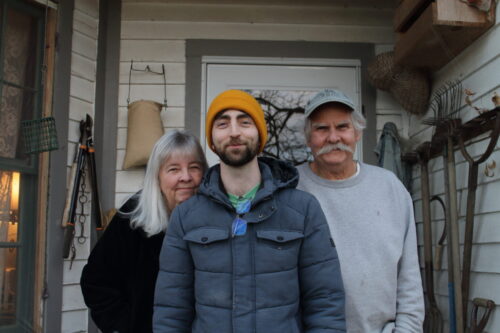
153, 89, 346, 333
297, 89, 424, 333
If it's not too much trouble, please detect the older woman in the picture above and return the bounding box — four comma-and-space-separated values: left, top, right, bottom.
80, 130, 207, 333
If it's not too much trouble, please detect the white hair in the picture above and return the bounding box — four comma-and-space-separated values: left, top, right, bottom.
304, 102, 366, 141
124, 130, 207, 237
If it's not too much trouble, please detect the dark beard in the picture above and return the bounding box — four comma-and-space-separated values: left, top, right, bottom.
215, 141, 259, 167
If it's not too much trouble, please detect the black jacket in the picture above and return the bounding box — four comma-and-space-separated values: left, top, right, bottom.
81, 195, 164, 333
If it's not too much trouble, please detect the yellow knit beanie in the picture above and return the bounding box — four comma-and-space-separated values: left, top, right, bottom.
206, 90, 268, 153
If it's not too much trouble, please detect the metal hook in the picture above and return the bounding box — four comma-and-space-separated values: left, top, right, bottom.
127, 60, 168, 109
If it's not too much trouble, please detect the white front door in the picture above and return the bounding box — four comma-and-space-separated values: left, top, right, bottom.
201, 57, 362, 166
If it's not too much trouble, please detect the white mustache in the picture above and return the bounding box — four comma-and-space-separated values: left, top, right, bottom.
315, 143, 354, 156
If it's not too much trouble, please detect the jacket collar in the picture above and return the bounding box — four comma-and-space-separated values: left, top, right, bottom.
198, 157, 298, 210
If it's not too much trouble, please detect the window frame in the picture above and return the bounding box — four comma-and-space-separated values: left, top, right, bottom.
0, 1, 47, 332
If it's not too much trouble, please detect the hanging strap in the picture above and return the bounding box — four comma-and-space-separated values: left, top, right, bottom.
127, 60, 168, 109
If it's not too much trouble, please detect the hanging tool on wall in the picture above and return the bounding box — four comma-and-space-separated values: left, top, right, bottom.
431, 195, 447, 272
407, 87, 499, 333
422, 80, 464, 333
418, 142, 444, 333
470, 298, 496, 333
458, 106, 500, 328
62, 114, 104, 260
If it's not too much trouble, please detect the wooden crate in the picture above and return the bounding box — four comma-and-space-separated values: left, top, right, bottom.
394, 0, 432, 32
394, 0, 495, 71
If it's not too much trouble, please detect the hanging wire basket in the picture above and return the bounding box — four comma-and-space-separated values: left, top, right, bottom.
21, 116, 59, 154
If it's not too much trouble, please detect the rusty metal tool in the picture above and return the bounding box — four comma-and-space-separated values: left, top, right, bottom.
444, 119, 464, 333
431, 195, 446, 272
418, 142, 444, 333
458, 107, 500, 327
470, 298, 495, 333
62, 119, 88, 258
62, 115, 104, 258
423, 80, 464, 333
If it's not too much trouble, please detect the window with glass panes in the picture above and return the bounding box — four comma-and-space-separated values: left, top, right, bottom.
0, 1, 44, 331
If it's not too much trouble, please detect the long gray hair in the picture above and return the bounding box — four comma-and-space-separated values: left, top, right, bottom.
127, 130, 207, 237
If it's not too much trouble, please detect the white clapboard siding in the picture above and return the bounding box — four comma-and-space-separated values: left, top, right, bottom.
411, 8, 500, 332
71, 53, 97, 82
376, 90, 404, 113
62, 284, 87, 312
116, 169, 147, 193
122, 21, 394, 43
74, 9, 99, 38
122, 3, 393, 26
72, 30, 98, 60
70, 75, 95, 104
121, 1, 395, 43
119, 62, 186, 84
116, 128, 127, 150
61, 0, 99, 332
69, 96, 94, 122
120, 40, 186, 62
61, 309, 88, 333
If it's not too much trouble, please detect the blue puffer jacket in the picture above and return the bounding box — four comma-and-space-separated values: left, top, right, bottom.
153, 157, 345, 333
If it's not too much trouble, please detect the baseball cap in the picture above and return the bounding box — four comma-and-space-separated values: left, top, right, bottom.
304, 89, 356, 118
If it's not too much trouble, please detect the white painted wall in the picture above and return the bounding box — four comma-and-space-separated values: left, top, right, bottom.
411, 5, 500, 332
61, 0, 99, 332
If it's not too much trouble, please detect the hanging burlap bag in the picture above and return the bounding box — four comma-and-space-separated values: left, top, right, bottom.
122, 100, 164, 169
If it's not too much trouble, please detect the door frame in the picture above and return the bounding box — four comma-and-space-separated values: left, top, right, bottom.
200, 56, 363, 163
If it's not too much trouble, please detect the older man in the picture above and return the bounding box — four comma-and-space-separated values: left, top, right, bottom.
297, 89, 424, 333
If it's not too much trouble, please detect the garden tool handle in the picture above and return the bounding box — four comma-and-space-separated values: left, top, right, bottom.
433, 245, 443, 271
471, 298, 495, 333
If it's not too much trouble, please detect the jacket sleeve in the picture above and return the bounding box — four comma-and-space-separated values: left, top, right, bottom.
394, 190, 425, 332
80, 215, 132, 333
153, 207, 194, 332
299, 195, 346, 332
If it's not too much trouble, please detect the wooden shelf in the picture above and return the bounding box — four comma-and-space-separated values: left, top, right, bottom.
394, 0, 495, 71
394, 0, 431, 32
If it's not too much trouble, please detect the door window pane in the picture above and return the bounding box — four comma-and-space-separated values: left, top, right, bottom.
0, 6, 38, 162
2, 8, 37, 88
0, 86, 35, 161
0, 1, 44, 331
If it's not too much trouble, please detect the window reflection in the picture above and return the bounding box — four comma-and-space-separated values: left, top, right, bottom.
0, 170, 19, 326
0, 171, 19, 243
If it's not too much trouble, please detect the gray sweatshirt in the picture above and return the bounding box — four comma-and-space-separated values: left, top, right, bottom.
297, 162, 424, 333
